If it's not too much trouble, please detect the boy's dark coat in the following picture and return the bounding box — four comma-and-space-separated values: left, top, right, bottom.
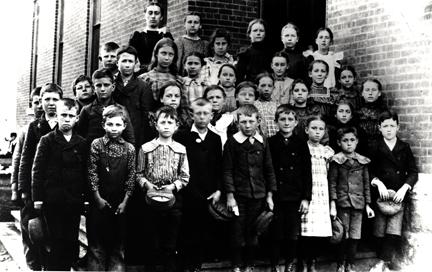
268, 132, 312, 202
31, 129, 87, 206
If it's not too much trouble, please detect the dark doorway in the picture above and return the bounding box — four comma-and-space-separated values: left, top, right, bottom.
261, 0, 326, 53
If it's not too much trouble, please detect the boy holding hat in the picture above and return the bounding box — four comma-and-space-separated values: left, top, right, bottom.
369, 110, 418, 271
136, 105, 189, 272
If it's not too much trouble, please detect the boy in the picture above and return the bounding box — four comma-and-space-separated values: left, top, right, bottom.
268, 104, 312, 272
10, 86, 43, 270
328, 127, 375, 272
369, 111, 418, 271
175, 12, 209, 75
76, 68, 135, 148
19, 83, 63, 217
137, 106, 189, 272
223, 104, 276, 272
32, 98, 87, 270
86, 105, 136, 271
176, 98, 223, 271
71, 74, 95, 113
113, 46, 155, 148
99, 41, 120, 76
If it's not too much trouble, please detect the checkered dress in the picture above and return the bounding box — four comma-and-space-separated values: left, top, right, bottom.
301, 142, 334, 237
254, 100, 278, 138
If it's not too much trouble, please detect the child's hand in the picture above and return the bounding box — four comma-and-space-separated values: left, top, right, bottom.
330, 201, 337, 220
161, 183, 176, 192
144, 181, 155, 191
207, 190, 221, 205
375, 180, 389, 200
366, 204, 375, 218
115, 201, 127, 215
393, 184, 410, 203
95, 196, 111, 210
226, 194, 239, 216
266, 195, 274, 211
298, 200, 309, 214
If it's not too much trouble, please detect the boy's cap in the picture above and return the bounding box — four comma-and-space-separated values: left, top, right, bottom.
376, 189, 403, 216
253, 210, 274, 236
145, 187, 176, 210
208, 200, 235, 221
330, 217, 345, 244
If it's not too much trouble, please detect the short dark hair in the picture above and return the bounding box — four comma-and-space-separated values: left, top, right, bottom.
155, 105, 178, 122
316, 27, 334, 43
338, 65, 357, 79
217, 63, 237, 78
306, 115, 326, 128
255, 72, 273, 86
237, 104, 260, 119
101, 42, 120, 52
275, 104, 297, 121
379, 110, 399, 125
158, 80, 183, 101
191, 97, 211, 110
308, 59, 329, 73
71, 75, 92, 96
335, 99, 355, 113
102, 105, 127, 124
203, 85, 226, 99
235, 81, 258, 99
361, 78, 383, 92
92, 68, 114, 83
30, 86, 42, 99
208, 28, 231, 53
58, 98, 79, 114
272, 51, 289, 64
336, 126, 358, 141
40, 83, 63, 99
184, 51, 205, 66
117, 45, 138, 60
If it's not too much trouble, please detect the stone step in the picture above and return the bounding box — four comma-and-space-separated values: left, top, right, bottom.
0, 222, 26, 271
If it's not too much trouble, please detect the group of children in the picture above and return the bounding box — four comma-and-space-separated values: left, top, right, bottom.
10, 1, 419, 272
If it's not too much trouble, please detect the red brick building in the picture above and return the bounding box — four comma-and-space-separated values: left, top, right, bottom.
15, 0, 432, 172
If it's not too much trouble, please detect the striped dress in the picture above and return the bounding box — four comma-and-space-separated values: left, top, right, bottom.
301, 142, 334, 237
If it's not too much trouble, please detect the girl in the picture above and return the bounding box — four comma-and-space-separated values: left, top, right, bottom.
270, 52, 293, 105
236, 19, 272, 82
311, 27, 343, 89
254, 73, 278, 137
129, 2, 173, 72
299, 115, 334, 272
328, 100, 367, 154
182, 52, 208, 106
158, 81, 192, 136
357, 78, 388, 152
290, 79, 324, 142
203, 28, 235, 85
218, 64, 237, 112
329, 127, 375, 272
308, 59, 338, 118
279, 22, 310, 81
336, 66, 362, 111
204, 85, 234, 147
176, 12, 209, 75
138, 38, 181, 107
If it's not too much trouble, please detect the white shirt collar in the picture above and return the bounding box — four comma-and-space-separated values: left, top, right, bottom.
384, 137, 397, 151
233, 131, 263, 144
191, 124, 208, 141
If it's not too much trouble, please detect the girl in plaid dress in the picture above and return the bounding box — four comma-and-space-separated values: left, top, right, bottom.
299, 115, 334, 271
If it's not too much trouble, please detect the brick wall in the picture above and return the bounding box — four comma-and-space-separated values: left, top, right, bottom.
61, 0, 88, 97
327, 0, 432, 173
168, 0, 260, 53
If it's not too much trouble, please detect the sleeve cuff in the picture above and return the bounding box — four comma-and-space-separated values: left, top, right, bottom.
173, 180, 182, 192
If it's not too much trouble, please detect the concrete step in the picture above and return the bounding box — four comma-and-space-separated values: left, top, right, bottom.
0, 222, 26, 271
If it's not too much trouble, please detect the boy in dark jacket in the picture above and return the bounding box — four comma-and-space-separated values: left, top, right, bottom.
177, 98, 223, 271
328, 127, 375, 272
369, 111, 418, 271
32, 98, 87, 270
268, 104, 312, 272
223, 104, 276, 272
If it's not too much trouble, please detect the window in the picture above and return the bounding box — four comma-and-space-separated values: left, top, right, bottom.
54, 0, 65, 85
30, 1, 40, 92
89, 0, 101, 74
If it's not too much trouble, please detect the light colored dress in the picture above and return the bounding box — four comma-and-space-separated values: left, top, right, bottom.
301, 142, 334, 237
254, 100, 278, 138
312, 51, 343, 89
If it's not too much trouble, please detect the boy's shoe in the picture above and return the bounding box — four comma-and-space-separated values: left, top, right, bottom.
336, 263, 346, 272
345, 263, 356, 272
284, 259, 298, 272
